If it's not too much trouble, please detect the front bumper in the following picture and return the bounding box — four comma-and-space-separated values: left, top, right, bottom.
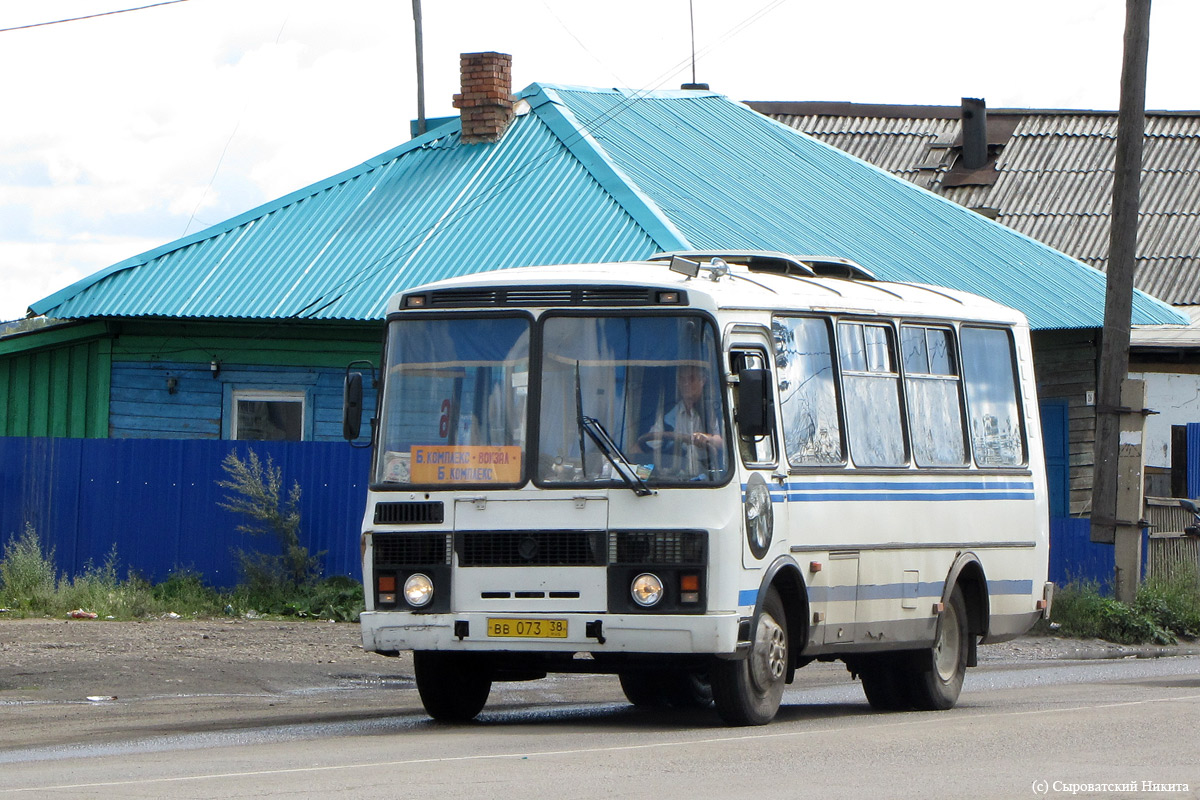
361, 610, 744, 655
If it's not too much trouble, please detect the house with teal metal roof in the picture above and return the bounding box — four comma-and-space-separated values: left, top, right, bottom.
1, 53, 1185, 517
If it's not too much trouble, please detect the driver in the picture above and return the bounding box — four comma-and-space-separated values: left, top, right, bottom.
637, 363, 724, 476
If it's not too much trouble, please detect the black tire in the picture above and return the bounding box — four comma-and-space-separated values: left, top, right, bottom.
618, 672, 665, 707
858, 655, 914, 712
711, 586, 788, 726
413, 651, 492, 722
619, 670, 713, 709
908, 586, 969, 711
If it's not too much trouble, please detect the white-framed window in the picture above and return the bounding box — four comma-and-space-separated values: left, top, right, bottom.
232, 390, 306, 441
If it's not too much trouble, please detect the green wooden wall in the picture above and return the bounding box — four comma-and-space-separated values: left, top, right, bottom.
0, 318, 382, 439
0, 323, 112, 438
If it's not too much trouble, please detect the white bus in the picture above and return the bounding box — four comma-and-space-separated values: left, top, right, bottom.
343, 251, 1053, 726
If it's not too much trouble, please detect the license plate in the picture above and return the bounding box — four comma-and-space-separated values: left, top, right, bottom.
486, 618, 568, 638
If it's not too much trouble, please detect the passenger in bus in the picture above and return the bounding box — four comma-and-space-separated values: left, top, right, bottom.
637, 364, 725, 477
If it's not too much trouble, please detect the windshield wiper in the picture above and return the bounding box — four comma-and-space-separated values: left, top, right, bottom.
579, 415, 654, 497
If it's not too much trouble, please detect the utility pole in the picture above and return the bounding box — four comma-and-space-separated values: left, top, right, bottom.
413, 0, 426, 136
1090, 0, 1151, 603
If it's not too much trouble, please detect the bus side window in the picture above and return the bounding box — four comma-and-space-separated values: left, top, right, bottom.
838, 321, 907, 467
772, 316, 844, 466
961, 326, 1027, 467
732, 350, 777, 466
901, 324, 968, 467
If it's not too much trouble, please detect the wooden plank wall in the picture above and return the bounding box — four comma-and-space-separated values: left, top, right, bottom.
1032, 330, 1097, 516
107, 320, 382, 441
110, 361, 378, 441
0, 338, 110, 437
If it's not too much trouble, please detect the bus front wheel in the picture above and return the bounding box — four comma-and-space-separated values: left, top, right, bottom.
619, 670, 713, 709
711, 586, 788, 726
413, 651, 492, 722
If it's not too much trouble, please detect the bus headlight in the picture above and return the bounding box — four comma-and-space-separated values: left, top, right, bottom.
631, 573, 664, 607
403, 573, 434, 607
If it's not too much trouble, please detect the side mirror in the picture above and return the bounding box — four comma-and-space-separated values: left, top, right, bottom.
736, 368, 774, 438
343, 372, 364, 441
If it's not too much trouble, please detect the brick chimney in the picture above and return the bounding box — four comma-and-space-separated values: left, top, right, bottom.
453, 52, 514, 144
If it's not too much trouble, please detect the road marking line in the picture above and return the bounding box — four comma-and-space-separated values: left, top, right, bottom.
4, 692, 1200, 794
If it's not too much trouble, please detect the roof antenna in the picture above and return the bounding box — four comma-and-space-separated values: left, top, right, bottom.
681, 0, 709, 91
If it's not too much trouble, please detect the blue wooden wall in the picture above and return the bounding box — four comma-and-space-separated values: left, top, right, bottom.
109, 361, 377, 441
0, 437, 371, 587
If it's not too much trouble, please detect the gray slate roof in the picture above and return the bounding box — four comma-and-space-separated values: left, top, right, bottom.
750, 102, 1200, 305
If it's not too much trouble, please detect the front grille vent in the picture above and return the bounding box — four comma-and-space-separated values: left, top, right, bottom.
374, 501, 444, 525
457, 530, 606, 567
580, 287, 659, 304
610, 530, 707, 565
416, 285, 684, 308
372, 533, 452, 566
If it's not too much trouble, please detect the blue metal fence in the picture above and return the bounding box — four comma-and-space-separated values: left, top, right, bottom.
0, 437, 370, 587
0, 436, 1138, 593
1048, 517, 1147, 592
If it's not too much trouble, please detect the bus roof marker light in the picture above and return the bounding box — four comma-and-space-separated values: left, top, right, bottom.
404, 294, 427, 307
668, 255, 700, 279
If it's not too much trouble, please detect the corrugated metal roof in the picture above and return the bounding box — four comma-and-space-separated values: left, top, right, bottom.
36, 109, 663, 321
555, 88, 1181, 329
31, 87, 1185, 330
758, 102, 1200, 306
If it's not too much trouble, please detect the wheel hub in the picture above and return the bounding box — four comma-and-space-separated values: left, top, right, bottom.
750, 612, 787, 690
933, 605, 961, 682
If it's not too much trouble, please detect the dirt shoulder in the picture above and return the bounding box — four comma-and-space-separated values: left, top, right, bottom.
2, 617, 1197, 753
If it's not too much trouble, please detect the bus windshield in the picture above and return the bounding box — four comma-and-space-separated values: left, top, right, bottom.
537, 314, 730, 486
374, 316, 530, 486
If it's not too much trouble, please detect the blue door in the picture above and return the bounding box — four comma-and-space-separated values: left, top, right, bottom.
1040, 400, 1069, 519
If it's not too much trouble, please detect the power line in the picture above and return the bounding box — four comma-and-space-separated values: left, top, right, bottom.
0, 0, 191, 34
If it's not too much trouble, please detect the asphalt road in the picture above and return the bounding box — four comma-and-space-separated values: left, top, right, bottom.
2, 655, 1198, 799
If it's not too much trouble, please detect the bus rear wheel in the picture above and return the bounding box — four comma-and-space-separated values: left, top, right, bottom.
858, 655, 914, 711
711, 586, 788, 726
908, 585, 969, 711
413, 651, 492, 722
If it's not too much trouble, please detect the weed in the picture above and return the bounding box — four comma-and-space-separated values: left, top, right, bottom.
218, 449, 323, 589
0, 523, 57, 611
1047, 574, 1200, 645
0, 523, 361, 621
231, 574, 363, 622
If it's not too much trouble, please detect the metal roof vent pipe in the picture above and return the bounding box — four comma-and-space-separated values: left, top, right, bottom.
453, 52, 514, 144
961, 97, 988, 170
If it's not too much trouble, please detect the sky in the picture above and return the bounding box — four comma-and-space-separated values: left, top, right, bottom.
0, 0, 1197, 323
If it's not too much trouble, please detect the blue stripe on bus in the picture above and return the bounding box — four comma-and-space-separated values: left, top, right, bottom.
987, 579, 1035, 595
789, 480, 1035, 492
740, 580, 1034, 607
741, 480, 1036, 504
787, 491, 1035, 502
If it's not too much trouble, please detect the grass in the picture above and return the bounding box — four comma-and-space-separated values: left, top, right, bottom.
3, 450, 363, 622
7, 516, 1198, 642
0, 525, 363, 622
1044, 572, 1200, 645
